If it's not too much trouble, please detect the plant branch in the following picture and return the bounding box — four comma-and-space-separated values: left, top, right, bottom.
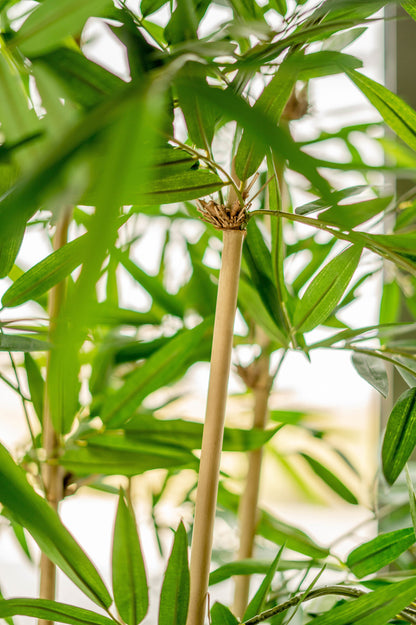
186, 228, 245, 625
242, 585, 416, 625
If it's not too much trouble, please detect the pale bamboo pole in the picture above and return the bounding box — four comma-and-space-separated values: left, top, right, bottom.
233, 340, 272, 618
39, 209, 71, 625
186, 227, 245, 625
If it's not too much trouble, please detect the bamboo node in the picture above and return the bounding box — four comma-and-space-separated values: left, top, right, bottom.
196, 198, 247, 230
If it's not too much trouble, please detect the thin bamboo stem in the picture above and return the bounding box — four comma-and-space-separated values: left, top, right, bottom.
39, 209, 71, 625
186, 228, 245, 625
233, 342, 271, 619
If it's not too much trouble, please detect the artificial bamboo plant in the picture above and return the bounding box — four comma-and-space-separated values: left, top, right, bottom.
2, 2, 416, 625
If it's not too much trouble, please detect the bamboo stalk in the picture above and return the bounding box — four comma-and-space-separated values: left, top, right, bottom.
186, 228, 245, 625
233, 343, 271, 619
39, 209, 71, 625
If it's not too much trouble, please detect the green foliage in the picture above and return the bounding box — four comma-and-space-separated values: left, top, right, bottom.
158, 522, 190, 625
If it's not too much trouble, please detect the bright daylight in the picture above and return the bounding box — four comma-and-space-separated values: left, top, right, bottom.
1, 1, 416, 625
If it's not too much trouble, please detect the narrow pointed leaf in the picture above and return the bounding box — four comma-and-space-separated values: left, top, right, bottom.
347, 69, 416, 153
319, 196, 391, 229
243, 545, 285, 620
24, 354, 44, 423
0, 334, 49, 352
0, 599, 114, 625
382, 387, 416, 485
352, 352, 389, 398
158, 522, 190, 625
305, 577, 416, 625
293, 246, 362, 333
210, 603, 238, 625
301, 453, 358, 504
101, 320, 211, 428
347, 528, 415, 578
2, 235, 87, 308
0, 442, 111, 608
12, 0, 114, 56
112, 492, 148, 625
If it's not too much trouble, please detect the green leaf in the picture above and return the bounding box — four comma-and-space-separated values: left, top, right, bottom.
382, 387, 416, 485
0, 334, 49, 352
295, 185, 365, 216
141, 0, 168, 17
351, 352, 389, 398
210, 603, 239, 625
293, 246, 362, 333
305, 577, 416, 625
2, 509, 33, 562
2, 235, 87, 308
12, 0, 114, 56
243, 545, 284, 621
0, 599, 114, 625
117, 251, 185, 318
405, 465, 416, 536
347, 528, 415, 578
300, 453, 358, 505
319, 196, 392, 229
347, 69, 416, 153
60, 434, 195, 477
83, 168, 226, 207
235, 58, 297, 180
175, 62, 217, 150
158, 522, 190, 625
101, 320, 212, 428
402, 0, 416, 21
0, 442, 111, 608
112, 492, 148, 625
296, 50, 363, 80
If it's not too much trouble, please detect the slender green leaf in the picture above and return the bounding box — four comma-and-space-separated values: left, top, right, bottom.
243, 545, 285, 620
101, 320, 212, 428
293, 246, 362, 333
2, 509, 33, 562
211, 603, 239, 625
0, 442, 111, 608
319, 196, 392, 229
0, 599, 114, 625
347, 69, 416, 153
141, 0, 169, 17
347, 528, 415, 578
12, 0, 114, 56
24, 353, 44, 424
60, 435, 195, 477
405, 465, 416, 536
402, 0, 416, 20
0, 588, 13, 625
306, 577, 416, 625
158, 522, 190, 625
0, 334, 49, 352
300, 454, 358, 504
2, 235, 87, 308
382, 387, 416, 485
112, 492, 148, 625
295, 185, 365, 216
351, 352, 389, 398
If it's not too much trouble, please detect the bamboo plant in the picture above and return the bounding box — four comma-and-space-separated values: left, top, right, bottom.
2, 2, 416, 625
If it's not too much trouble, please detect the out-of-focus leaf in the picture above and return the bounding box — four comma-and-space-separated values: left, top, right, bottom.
101, 320, 212, 428
295, 185, 365, 216
2, 235, 87, 308
352, 352, 389, 398
0, 334, 49, 352
347, 69, 416, 153
319, 196, 392, 229
269, 0, 287, 15
402, 0, 416, 20
382, 387, 416, 485
293, 246, 362, 333
0, 442, 111, 608
117, 251, 185, 318
60, 434, 195, 477
297, 50, 362, 80
243, 546, 284, 620
124, 413, 280, 452
218, 486, 328, 558
0, 599, 114, 625
2, 509, 32, 562
175, 62, 217, 150
300, 453, 358, 504
238, 276, 288, 346
158, 522, 189, 625
141, 0, 168, 17
210, 603, 238, 625
235, 58, 297, 180
37, 48, 124, 109
112, 492, 148, 625
305, 577, 416, 625
12, 0, 114, 56
347, 528, 415, 578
